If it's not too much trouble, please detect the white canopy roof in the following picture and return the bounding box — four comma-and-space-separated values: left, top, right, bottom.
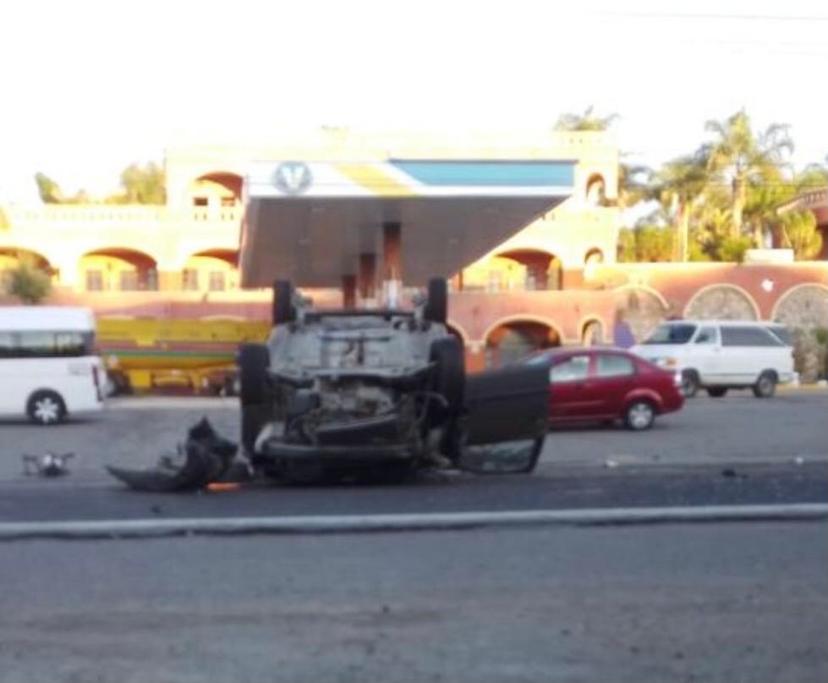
239, 159, 575, 288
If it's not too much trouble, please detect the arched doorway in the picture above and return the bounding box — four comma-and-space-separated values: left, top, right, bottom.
189, 172, 243, 209
586, 173, 607, 207
181, 249, 239, 292
0, 248, 55, 289
581, 318, 605, 346
496, 249, 562, 291
79, 248, 158, 291
612, 286, 669, 343
484, 318, 561, 368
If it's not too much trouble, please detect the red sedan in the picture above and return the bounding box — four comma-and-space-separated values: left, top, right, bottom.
527, 347, 684, 430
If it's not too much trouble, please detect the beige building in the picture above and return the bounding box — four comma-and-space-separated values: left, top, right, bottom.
0, 129, 620, 300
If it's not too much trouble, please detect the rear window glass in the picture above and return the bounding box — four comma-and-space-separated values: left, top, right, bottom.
550, 356, 590, 383
721, 326, 783, 347
643, 323, 697, 345
595, 354, 635, 378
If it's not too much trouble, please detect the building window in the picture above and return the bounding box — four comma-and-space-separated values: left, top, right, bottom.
86, 270, 103, 291
182, 269, 200, 291
119, 270, 139, 291
208, 271, 226, 292
192, 197, 208, 207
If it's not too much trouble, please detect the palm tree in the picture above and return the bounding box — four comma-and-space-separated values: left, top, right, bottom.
654, 151, 709, 261
703, 111, 794, 246
555, 106, 619, 132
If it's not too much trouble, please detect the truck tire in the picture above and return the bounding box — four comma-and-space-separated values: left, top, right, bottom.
273, 280, 297, 325
424, 277, 448, 324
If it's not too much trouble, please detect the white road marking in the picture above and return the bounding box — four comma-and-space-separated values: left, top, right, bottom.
1, 504, 826, 540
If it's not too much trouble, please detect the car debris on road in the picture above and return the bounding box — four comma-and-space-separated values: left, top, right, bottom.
106, 417, 238, 492
22, 452, 75, 477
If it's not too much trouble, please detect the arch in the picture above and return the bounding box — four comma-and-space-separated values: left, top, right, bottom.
584, 247, 604, 266
495, 249, 562, 291
0, 247, 54, 274
482, 316, 563, 368
684, 283, 760, 321
585, 173, 607, 207
612, 285, 670, 342
78, 247, 158, 292
446, 319, 470, 346
181, 249, 240, 291
189, 171, 243, 207
771, 283, 828, 328
580, 317, 606, 346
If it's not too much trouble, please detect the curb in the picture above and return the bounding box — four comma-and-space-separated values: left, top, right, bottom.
1, 504, 826, 541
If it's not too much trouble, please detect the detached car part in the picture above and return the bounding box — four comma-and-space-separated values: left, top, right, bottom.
106, 417, 238, 492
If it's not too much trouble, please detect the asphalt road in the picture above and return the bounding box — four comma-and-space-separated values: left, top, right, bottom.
1, 522, 826, 683
2, 393, 827, 682
3, 390, 828, 483
0, 391, 826, 521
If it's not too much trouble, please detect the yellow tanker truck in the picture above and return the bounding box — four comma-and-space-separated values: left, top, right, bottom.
96, 317, 270, 394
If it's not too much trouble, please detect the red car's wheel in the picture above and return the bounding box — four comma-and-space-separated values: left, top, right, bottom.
624, 400, 655, 431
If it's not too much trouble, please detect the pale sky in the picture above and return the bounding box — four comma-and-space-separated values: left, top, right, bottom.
2, 0, 828, 202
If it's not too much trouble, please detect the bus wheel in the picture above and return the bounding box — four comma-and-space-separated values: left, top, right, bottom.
27, 390, 67, 425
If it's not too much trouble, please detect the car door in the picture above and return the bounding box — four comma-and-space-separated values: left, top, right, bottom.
548, 353, 599, 421
592, 352, 637, 417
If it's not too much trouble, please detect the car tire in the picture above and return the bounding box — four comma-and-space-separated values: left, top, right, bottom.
272, 280, 297, 325
238, 344, 270, 406
681, 369, 700, 398
624, 400, 655, 431
27, 390, 67, 425
429, 336, 465, 423
753, 371, 777, 398
707, 387, 728, 398
424, 277, 448, 324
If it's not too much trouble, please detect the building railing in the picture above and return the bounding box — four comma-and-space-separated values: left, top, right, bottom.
3, 204, 244, 227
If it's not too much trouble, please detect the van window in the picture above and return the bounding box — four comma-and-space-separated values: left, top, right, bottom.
766, 325, 793, 346
721, 326, 783, 347
643, 323, 697, 345
695, 327, 717, 344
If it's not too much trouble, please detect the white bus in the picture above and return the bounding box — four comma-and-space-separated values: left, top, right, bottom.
0, 306, 104, 424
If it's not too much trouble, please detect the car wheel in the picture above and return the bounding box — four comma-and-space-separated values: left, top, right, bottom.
238, 344, 270, 406
272, 279, 297, 325
624, 400, 655, 431
680, 370, 700, 398
27, 390, 67, 425
429, 336, 465, 423
753, 371, 777, 398
707, 387, 728, 398
423, 277, 448, 324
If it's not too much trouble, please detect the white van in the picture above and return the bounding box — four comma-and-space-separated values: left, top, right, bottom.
632, 320, 795, 398
0, 307, 104, 423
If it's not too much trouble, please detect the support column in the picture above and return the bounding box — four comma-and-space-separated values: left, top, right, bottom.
382, 222, 402, 281
341, 274, 356, 309
358, 253, 376, 302
382, 222, 402, 307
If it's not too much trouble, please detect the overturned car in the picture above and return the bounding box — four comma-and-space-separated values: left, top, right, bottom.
238, 278, 550, 482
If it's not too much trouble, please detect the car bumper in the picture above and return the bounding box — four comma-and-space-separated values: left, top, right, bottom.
256, 439, 416, 464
